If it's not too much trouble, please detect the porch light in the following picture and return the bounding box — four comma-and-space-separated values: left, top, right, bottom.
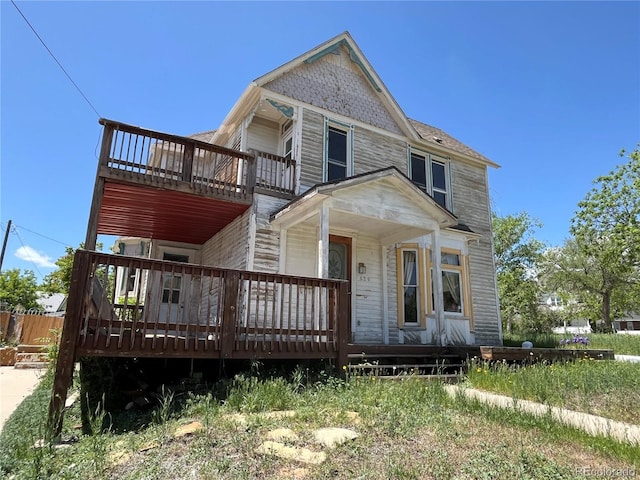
358, 263, 366, 274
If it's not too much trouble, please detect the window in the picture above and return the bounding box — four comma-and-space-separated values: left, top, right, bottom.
396, 246, 425, 327
324, 121, 352, 182
409, 149, 451, 209
281, 120, 293, 161
431, 249, 470, 316
440, 252, 463, 314
396, 244, 472, 328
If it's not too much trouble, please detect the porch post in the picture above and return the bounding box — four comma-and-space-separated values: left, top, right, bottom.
431, 228, 447, 346
381, 245, 389, 344
317, 202, 329, 278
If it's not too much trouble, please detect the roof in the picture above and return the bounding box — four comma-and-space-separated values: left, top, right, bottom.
271, 166, 458, 226
188, 130, 216, 143
409, 119, 496, 167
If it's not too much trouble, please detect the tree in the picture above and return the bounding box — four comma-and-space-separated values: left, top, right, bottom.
41, 243, 102, 295
41, 246, 76, 294
555, 146, 640, 329
0, 268, 40, 311
492, 212, 546, 332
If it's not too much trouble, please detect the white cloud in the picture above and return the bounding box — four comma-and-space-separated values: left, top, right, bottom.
15, 246, 56, 268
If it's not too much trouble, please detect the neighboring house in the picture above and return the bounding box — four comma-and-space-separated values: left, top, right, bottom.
613, 314, 640, 334
36, 292, 67, 315
552, 319, 592, 335
58, 32, 502, 380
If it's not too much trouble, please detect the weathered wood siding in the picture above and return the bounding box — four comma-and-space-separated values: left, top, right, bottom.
246, 117, 279, 154
353, 128, 406, 174
450, 162, 500, 345
253, 194, 289, 273
299, 109, 409, 191
202, 210, 250, 269
285, 225, 316, 277
353, 234, 383, 343
299, 109, 324, 189
263, 46, 403, 134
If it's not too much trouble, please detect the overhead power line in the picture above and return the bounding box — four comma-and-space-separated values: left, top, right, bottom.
10, 0, 101, 118
12, 224, 73, 248
11, 226, 44, 279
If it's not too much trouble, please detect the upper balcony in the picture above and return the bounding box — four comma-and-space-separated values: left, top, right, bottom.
86, 119, 297, 247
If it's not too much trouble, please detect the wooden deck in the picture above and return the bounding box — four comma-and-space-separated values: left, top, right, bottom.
48, 250, 349, 434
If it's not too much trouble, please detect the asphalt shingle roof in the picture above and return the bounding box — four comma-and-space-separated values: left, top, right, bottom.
409, 119, 493, 165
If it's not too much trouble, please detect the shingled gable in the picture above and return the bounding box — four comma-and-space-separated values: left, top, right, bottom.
253, 31, 417, 139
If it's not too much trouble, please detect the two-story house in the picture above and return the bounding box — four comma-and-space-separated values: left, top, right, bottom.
50, 32, 502, 431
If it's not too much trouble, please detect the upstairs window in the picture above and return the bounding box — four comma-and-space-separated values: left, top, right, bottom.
409, 149, 451, 210
281, 120, 293, 161
324, 120, 353, 182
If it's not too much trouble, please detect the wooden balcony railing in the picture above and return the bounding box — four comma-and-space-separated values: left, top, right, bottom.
62, 250, 348, 359
252, 150, 297, 196
98, 119, 297, 199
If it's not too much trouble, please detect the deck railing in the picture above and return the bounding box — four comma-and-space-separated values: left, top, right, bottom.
98, 119, 297, 198
65, 250, 348, 359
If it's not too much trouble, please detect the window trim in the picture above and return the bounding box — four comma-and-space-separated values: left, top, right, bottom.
324, 118, 354, 182
407, 147, 452, 210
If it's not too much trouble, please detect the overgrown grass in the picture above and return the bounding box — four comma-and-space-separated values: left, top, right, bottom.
1, 365, 638, 479
466, 357, 640, 423
504, 331, 640, 355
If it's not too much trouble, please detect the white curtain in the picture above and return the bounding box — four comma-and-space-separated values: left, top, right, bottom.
443, 271, 461, 311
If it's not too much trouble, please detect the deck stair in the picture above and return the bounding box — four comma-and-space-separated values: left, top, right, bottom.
347, 352, 468, 381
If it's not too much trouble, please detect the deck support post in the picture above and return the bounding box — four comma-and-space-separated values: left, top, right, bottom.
336, 281, 350, 375
85, 125, 113, 251
48, 251, 90, 439
220, 271, 240, 359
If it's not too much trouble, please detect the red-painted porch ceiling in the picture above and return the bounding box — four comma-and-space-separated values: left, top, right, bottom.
97, 183, 250, 245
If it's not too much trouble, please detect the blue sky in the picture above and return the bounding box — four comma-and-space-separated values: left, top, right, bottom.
1, 1, 639, 282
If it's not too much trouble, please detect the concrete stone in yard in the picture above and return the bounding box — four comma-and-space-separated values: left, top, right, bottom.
266, 427, 299, 442
313, 427, 358, 448
256, 441, 326, 465
175, 421, 203, 438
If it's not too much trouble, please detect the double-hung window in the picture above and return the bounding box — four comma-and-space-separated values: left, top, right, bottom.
409, 149, 451, 210
397, 244, 473, 327
324, 120, 353, 182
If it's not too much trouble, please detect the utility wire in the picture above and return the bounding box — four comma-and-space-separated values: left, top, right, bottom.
12, 224, 73, 248
11, 226, 44, 279
10, 0, 101, 118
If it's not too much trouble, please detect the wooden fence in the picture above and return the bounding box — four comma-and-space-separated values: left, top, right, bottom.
0, 311, 63, 345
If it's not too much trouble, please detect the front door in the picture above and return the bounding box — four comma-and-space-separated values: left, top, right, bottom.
159, 251, 192, 330
328, 235, 352, 332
